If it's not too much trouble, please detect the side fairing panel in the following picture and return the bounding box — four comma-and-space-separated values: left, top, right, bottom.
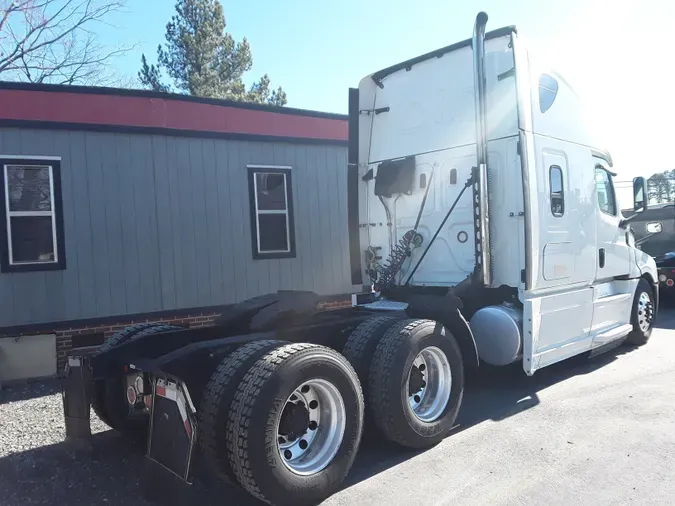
523, 287, 594, 374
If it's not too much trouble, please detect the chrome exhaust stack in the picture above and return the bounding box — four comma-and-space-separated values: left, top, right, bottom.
471, 11, 492, 287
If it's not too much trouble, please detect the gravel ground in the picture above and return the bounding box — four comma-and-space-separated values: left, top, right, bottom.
0, 381, 146, 506
0, 381, 259, 506
2, 310, 675, 506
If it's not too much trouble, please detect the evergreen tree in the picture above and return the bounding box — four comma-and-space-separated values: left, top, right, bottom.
139, 0, 286, 105
648, 172, 674, 204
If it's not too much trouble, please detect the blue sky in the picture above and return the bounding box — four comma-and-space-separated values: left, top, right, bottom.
99, 0, 674, 186
104, 0, 586, 113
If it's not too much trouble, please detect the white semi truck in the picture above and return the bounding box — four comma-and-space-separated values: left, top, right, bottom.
62, 12, 659, 506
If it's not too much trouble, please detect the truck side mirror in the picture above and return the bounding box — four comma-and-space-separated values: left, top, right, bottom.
633, 177, 648, 212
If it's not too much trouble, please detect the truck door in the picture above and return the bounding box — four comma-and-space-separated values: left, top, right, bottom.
521, 138, 597, 375
593, 163, 631, 279
588, 161, 635, 346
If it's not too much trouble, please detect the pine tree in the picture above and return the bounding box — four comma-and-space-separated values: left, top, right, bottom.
138, 55, 170, 93
138, 0, 286, 105
648, 172, 672, 204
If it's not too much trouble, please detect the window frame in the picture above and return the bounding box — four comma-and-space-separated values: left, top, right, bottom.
0, 156, 66, 273
247, 165, 296, 259
594, 164, 618, 217
549, 164, 565, 217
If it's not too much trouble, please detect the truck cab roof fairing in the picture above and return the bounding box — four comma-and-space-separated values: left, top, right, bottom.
370, 25, 517, 88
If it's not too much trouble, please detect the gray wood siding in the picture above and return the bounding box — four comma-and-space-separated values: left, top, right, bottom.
0, 128, 354, 327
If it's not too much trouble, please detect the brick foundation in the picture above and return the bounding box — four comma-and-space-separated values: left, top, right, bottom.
316, 298, 353, 310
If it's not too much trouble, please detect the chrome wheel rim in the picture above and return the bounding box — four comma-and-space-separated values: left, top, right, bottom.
406, 346, 452, 423
277, 379, 346, 475
637, 291, 654, 332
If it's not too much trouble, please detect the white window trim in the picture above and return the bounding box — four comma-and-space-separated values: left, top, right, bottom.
0, 155, 61, 160
251, 168, 291, 255
549, 165, 564, 217
247, 164, 292, 170
3, 163, 59, 266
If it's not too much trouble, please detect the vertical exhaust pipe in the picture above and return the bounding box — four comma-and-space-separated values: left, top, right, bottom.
472, 11, 492, 287
347, 88, 363, 286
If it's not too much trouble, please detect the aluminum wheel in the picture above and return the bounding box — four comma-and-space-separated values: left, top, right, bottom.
406, 346, 452, 423
637, 291, 655, 332
276, 378, 346, 476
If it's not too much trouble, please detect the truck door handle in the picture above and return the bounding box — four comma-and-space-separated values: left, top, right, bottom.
599, 248, 605, 268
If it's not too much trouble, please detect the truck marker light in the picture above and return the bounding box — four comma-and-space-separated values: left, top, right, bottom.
135, 376, 144, 394
659, 274, 667, 282
126, 386, 137, 405
667, 279, 674, 287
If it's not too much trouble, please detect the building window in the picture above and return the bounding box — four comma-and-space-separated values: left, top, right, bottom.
549, 165, 564, 217
595, 165, 617, 216
0, 157, 66, 273
539, 74, 559, 113
248, 166, 296, 259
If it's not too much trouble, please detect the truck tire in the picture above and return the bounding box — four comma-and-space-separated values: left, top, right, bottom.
92, 324, 181, 437
199, 340, 287, 484
368, 319, 464, 449
342, 316, 399, 425
97, 322, 166, 354
226, 343, 364, 506
625, 279, 656, 346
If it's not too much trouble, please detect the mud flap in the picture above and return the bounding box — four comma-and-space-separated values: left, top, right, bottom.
62, 356, 93, 441
141, 376, 198, 504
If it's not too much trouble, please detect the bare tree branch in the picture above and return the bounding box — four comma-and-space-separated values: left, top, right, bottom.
0, 0, 132, 86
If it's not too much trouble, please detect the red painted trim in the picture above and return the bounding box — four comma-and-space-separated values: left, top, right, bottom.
0, 89, 348, 141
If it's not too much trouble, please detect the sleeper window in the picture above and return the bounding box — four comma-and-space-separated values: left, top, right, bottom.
539, 74, 559, 113
595, 166, 617, 216
248, 166, 296, 259
0, 158, 66, 273
549, 165, 564, 217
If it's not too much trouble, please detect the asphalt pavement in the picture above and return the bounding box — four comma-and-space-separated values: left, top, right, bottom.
1, 309, 674, 506
328, 309, 675, 506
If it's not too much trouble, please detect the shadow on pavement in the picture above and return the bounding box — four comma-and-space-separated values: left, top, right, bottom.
345, 307, 675, 489
0, 430, 263, 506
342, 345, 628, 490
0, 379, 60, 404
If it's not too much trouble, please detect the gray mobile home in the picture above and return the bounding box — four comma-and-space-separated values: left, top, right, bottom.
0, 83, 358, 379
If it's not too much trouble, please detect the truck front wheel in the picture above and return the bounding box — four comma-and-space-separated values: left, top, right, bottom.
625, 279, 656, 346
368, 319, 464, 449
226, 343, 364, 506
